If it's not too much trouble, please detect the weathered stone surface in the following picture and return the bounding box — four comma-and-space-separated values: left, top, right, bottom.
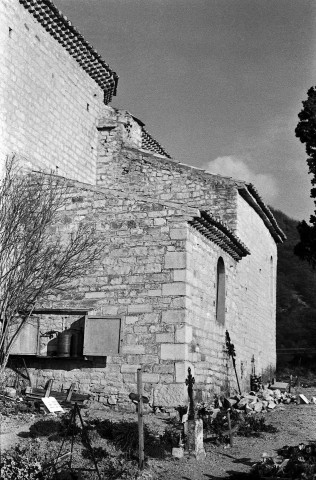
162, 282, 186, 296
175, 362, 194, 383
245, 404, 253, 414
153, 384, 188, 407
237, 398, 250, 409
161, 343, 188, 361
161, 310, 185, 324
224, 398, 238, 408
273, 389, 282, 399
175, 325, 192, 344
187, 419, 206, 459
120, 365, 141, 373
127, 304, 153, 314
142, 373, 159, 383
253, 401, 263, 413
125, 316, 138, 325
121, 345, 145, 354
165, 252, 186, 269
156, 332, 174, 343
172, 447, 184, 459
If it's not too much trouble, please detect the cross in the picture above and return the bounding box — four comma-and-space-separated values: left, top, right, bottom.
185, 367, 195, 420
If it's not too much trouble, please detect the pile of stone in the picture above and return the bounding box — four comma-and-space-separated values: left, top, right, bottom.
223, 386, 297, 414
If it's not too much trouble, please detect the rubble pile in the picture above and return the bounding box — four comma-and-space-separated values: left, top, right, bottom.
196, 383, 314, 444
227, 387, 298, 414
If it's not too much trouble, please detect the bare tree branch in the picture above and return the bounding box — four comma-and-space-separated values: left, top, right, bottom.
0, 156, 102, 370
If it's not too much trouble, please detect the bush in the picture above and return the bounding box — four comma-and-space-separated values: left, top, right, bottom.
201, 409, 278, 443
0, 443, 50, 480
237, 415, 278, 437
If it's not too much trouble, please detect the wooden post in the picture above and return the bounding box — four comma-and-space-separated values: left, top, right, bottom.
137, 368, 144, 469
227, 409, 233, 447
66, 383, 75, 402
45, 379, 53, 397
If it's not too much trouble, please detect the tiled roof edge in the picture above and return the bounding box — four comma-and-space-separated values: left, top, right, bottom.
141, 127, 172, 159
19, 0, 118, 104
238, 184, 286, 243
189, 211, 250, 261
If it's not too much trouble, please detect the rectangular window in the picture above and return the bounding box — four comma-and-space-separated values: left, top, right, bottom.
83, 316, 122, 356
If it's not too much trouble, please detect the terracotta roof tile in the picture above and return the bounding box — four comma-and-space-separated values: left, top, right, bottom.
19, 0, 118, 104
189, 211, 250, 261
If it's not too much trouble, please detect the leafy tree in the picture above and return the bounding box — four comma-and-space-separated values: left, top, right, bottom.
0, 156, 101, 372
295, 86, 316, 267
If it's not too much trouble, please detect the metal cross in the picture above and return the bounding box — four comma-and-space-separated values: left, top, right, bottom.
185, 367, 195, 420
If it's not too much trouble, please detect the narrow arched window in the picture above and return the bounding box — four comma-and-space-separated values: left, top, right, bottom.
216, 257, 225, 325
270, 256, 274, 303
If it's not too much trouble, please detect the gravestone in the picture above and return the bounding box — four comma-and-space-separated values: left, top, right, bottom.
184, 367, 206, 459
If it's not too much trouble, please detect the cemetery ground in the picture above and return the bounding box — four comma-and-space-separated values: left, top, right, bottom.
1, 384, 316, 479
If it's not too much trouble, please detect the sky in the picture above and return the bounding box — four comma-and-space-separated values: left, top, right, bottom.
54, 0, 316, 220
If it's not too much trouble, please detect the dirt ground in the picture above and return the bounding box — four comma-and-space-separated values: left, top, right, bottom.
1, 387, 316, 479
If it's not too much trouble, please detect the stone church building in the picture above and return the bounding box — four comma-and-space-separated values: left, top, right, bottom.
1, 0, 285, 407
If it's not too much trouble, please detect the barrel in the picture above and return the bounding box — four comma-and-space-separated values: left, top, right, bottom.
57, 331, 72, 357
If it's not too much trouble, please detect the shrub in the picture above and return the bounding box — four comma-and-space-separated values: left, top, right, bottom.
0, 443, 50, 480
237, 415, 278, 437
201, 409, 278, 443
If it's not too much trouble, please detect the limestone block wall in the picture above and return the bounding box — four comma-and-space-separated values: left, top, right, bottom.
184, 202, 277, 399
0, 0, 106, 181
185, 226, 236, 400
18, 185, 198, 407
13, 183, 277, 406
233, 194, 277, 379
96, 115, 238, 229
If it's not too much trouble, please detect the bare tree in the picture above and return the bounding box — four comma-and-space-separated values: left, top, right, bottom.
0, 156, 101, 372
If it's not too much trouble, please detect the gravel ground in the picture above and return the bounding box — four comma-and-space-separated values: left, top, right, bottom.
1, 387, 316, 479
152, 387, 316, 479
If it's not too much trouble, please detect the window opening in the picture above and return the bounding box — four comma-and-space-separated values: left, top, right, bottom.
216, 257, 225, 325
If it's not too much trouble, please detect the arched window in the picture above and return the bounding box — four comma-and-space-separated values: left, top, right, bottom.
216, 257, 225, 325
270, 256, 274, 303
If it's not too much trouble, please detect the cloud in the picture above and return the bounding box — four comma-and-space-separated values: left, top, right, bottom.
205, 156, 278, 203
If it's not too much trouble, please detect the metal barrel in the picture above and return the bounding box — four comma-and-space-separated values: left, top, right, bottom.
57, 331, 72, 357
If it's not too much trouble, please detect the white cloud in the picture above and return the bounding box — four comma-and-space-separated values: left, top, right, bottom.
205, 156, 278, 203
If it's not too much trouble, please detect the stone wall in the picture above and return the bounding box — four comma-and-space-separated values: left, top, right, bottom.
18, 185, 199, 407
0, 0, 106, 182
96, 110, 238, 230
18, 174, 277, 407
185, 208, 277, 400
2, 1, 279, 408
185, 226, 235, 399
234, 194, 277, 377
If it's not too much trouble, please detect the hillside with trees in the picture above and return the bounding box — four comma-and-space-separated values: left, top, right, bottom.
271, 208, 316, 366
